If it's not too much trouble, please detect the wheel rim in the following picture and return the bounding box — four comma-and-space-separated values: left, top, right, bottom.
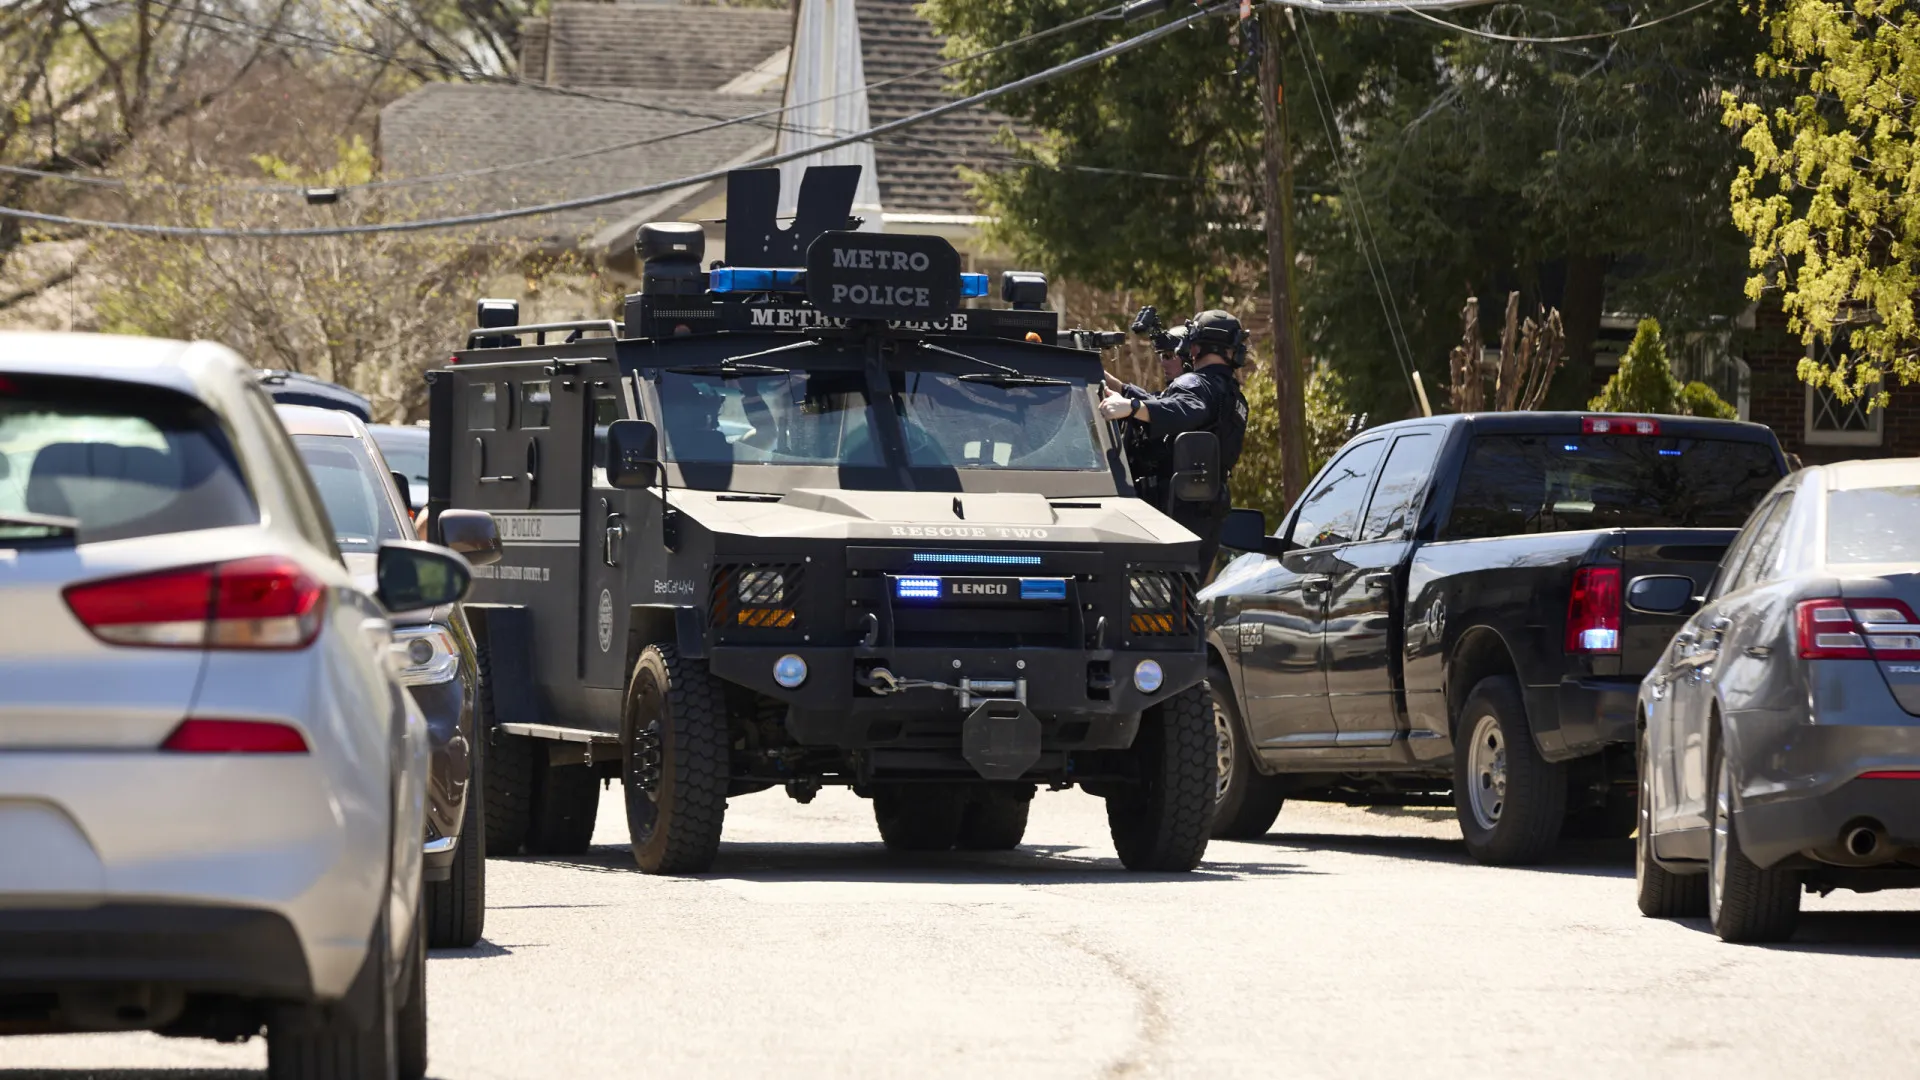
627, 677, 666, 843
1466, 712, 1507, 831
1710, 749, 1730, 922
1214, 700, 1236, 804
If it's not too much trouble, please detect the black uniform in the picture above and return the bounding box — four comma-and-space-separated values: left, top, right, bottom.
1118, 378, 1170, 510
1129, 364, 1248, 568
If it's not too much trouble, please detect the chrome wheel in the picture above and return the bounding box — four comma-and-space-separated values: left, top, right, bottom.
1214, 700, 1235, 803
1466, 712, 1507, 831
1710, 749, 1730, 924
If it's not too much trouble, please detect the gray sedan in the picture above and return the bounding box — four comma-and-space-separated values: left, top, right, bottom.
1636, 458, 1920, 942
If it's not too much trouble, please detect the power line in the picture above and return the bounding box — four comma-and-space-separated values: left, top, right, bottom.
1, 0, 1134, 196
0, 2, 1239, 237
1385, 0, 1725, 44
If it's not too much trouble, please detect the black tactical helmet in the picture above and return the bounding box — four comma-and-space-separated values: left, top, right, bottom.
1184, 309, 1248, 368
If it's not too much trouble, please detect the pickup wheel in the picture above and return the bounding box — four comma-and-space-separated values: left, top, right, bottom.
1452, 676, 1566, 866
1106, 682, 1215, 872
874, 785, 966, 851
1209, 673, 1284, 839
1635, 723, 1706, 918
623, 645, 730, 874
955, 786, 1032, 851
1708, 739, 1799, 942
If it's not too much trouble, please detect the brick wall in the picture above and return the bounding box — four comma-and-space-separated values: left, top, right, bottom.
1742, 302, 1920, 465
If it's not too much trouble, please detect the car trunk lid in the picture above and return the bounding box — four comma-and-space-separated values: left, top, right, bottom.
1840, 571, 1920, 716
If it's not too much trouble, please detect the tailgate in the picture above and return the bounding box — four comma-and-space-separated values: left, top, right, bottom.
1616, 528, 1739, 674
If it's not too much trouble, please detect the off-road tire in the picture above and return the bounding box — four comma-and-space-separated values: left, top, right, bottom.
1105, 683, 1215, 872
523, 752, 600, 856
1634, 724, 1705, 918
1709, 741, 1799, 943
474, 643, 534, 857
397, 906, 427, 1080
424, 728, 486, 947
955, 786, 1031, 851
1564, 787, 1638, 840
874, 785, 966, 851
1453, 676, 1566, 866
267, 914, 398, 1080
1210, 673, 1284, 839
624, 644, 730, 874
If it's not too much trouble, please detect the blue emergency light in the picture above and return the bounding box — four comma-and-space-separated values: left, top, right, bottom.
1019, 578, 1068, 601
959, 273, 990, 298
912, 552, 1042, 567
896, 576, 942, 600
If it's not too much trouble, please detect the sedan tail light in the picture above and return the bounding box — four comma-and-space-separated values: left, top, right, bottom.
1795, 598, 1920, 660
64, 557, 326, 650
1565, 565, 1622, 654
161, 718, 309, 753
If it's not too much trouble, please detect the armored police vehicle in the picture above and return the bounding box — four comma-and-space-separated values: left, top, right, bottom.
428, 166, 1224, 874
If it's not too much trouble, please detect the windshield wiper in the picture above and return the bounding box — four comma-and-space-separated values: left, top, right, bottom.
668, 339, 823, 377
917, 342, 1068, 386
0, 511, 79, 543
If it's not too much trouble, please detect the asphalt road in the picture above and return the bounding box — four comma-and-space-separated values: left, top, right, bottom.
8, 786, 1920, 1079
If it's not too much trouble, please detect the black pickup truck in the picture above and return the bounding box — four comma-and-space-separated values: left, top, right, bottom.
1202, 412, 1788, 864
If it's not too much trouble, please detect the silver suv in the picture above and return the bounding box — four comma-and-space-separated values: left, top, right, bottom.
0, 332, 467, 1080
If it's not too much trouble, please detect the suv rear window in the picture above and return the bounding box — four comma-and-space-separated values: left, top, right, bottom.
1827, 485, 1920, 564
291, 434, 408, 552
1443, 434, 1781, 540
0, 374, 257, 545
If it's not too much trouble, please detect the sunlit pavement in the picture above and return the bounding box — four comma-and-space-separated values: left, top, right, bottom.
8, 786, 1920, 1079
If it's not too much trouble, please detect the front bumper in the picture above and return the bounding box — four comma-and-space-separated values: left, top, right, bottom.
0, 903, 312, 1001
1732, 719, 1920, 868
708, 646, 1204, 752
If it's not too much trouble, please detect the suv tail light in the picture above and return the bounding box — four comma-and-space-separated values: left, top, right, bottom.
162, 718, 309, 753
1565, 565, 1622, 654
1583, 416, 1661, 435
1795, 598, 1920, 660
64, 556, 326, 650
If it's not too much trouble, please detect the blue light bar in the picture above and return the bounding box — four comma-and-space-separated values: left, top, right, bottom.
709, 267, 807, 294
896, 576, 942, 599
961, 273, 990, 298
1658, 449, 1683, 457
1020, 578, 1068, 601
912, 552, 1042, 567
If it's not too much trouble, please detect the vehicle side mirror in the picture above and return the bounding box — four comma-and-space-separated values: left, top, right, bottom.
1627, 574, 1697, 616
376, 541, 472, 612
438, 508, 501, 567
1170, 430, 1220, 504
389, 471, 411, 513
606, 419, 660, 489
1220, 508, 1268, 553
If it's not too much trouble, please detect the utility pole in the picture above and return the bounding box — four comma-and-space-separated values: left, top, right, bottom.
1255, 5, 1308, 505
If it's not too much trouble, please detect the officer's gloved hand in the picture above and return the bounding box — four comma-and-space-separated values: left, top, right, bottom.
1098, 393, 1135, 420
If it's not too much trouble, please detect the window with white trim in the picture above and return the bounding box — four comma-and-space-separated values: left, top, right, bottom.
1803, 337, 1884, 447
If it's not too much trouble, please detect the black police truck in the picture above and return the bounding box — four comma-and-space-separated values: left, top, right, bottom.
427, 166, 1224, 874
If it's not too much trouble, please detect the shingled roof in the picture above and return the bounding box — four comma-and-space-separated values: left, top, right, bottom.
856, 0, 1011, 219
378, 83, 775, 248
523, 3, 793, 92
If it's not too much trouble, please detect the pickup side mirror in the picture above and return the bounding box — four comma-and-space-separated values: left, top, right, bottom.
375, 541, 472, 612
1220, 508, 1268, 553
606, 419, 660, 489
438, 508, 502, 567
1170, 430, 1220, 504
1627, 574, 1697, 616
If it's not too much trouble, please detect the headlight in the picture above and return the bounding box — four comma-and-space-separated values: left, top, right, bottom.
1133, 659, 1164, 694
738, 570, 787, 604
391, 626, 459, 686
773, 653, 808, 689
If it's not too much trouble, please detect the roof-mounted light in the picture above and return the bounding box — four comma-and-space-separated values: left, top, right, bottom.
709, 267, 808, 294
961, 273, 990, 298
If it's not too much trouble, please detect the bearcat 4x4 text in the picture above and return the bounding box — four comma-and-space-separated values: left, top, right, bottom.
426, 165, 1229, 874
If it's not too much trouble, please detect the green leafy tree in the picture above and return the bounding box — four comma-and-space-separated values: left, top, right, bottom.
1724, 0, 1920, 410
1588, 318, 1737, 418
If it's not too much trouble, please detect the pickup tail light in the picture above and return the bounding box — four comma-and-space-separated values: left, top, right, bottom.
64, 556, 326, 650
162, 718, 309, 753
1795, 598, 1920, 660
1583, 416, 1661, 436
1565, 565, 1622, 654
1860, 770, 1920, 780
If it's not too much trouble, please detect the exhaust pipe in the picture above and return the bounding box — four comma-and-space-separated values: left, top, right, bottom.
1846, 823, 1884, 860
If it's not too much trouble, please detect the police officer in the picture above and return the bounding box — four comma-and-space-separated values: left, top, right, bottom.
1098, 310, 1249, 569
1103, 324, 1187, 511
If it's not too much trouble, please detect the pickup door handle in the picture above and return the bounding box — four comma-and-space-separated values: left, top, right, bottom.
1363, 572, 1393, 592
1300, 577, 1329, 595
